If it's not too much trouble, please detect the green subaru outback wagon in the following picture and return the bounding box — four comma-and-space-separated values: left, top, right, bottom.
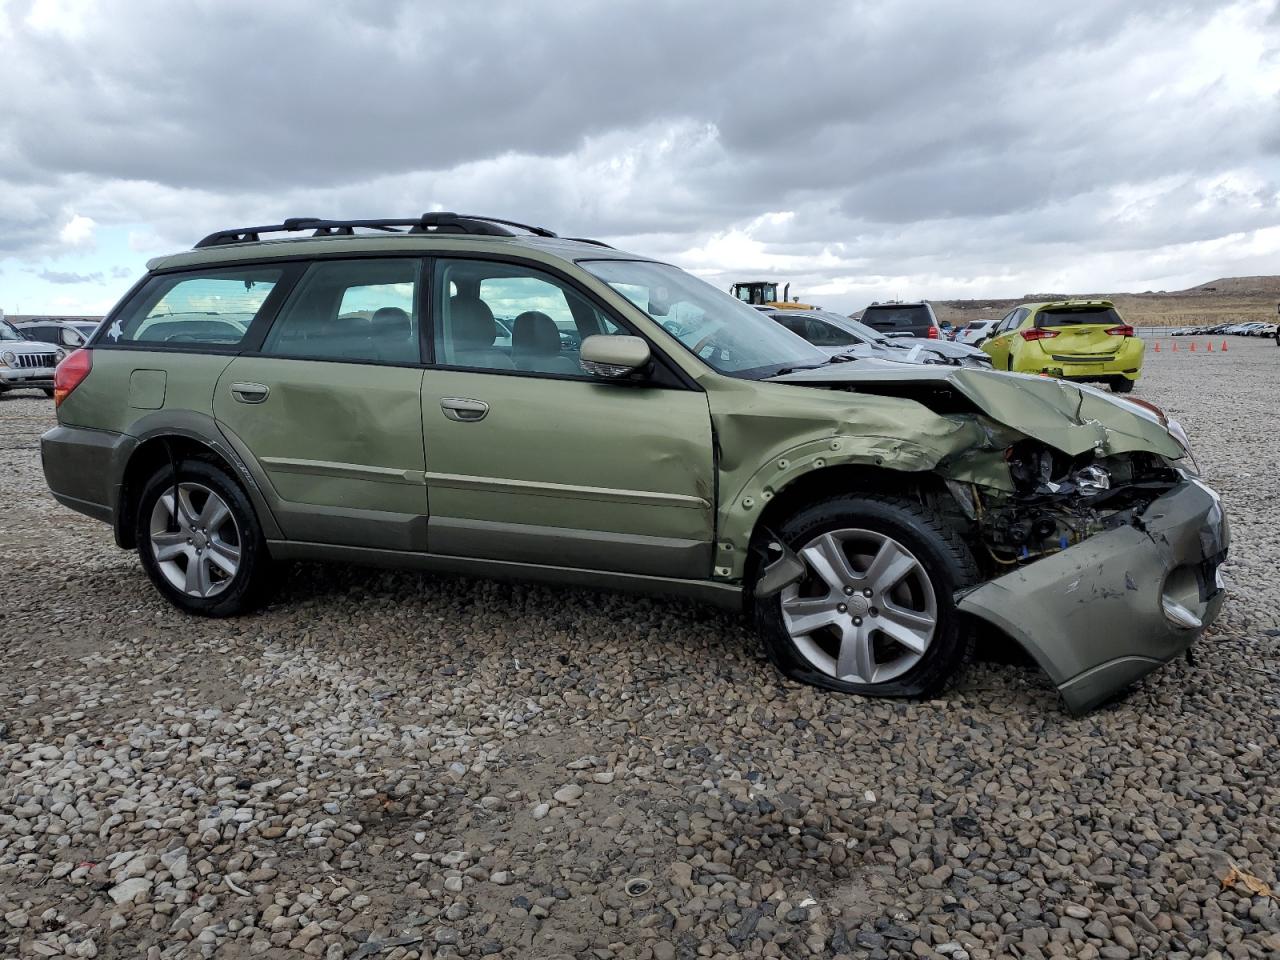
42, 214, 1228, 712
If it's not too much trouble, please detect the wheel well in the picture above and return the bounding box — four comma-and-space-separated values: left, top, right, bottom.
115, 436, 238, 549
744, 465, 948, 581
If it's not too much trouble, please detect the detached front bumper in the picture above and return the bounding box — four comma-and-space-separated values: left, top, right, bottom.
958, 478, 1228, 714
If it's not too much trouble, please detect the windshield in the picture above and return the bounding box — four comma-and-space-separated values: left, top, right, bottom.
582, 260, 829, 378
0, 320, 23, 341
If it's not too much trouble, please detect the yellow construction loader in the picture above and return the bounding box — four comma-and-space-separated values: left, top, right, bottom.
729, 281, 818, 310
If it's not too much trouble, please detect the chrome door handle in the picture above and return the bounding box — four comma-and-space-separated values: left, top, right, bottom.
440, 397, 489, 422
231, 382, 270, 404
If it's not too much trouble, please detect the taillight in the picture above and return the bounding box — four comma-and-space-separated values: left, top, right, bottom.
927, 326, 939, 339
1105, 324, 1134, 337
54, 348, 92, 406
1020, 328, 1059, 341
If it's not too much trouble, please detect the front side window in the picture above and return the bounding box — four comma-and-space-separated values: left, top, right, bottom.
262, 259, 420, 364
582, 260, 828, 379
104, 267, 284, 347
433, 258, 621, 375
0, 320, 23, 341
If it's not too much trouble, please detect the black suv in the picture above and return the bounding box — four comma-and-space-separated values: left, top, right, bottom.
858, 301, 942, 340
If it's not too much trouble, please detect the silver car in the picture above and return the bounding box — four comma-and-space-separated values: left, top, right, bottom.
0, 318, 63, 397
768, 308, 992, 367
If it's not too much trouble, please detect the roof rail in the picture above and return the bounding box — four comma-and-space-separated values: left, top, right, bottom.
193, 213, 559, 249
563, 237, 613, 248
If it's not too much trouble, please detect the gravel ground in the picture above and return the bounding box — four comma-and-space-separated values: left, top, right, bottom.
2, 339, 1278, 960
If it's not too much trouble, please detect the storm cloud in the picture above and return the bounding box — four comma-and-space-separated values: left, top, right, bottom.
2, 0, 1279, 312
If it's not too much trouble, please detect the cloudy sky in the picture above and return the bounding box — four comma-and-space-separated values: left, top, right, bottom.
2, 0, 1279, 317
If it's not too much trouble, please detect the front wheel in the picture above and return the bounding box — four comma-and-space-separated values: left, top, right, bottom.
754, 494, 980, 699
1110, 376, 1134, 393
134, 458, 273, 616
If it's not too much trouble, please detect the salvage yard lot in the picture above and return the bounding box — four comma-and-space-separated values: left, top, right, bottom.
2, 340, 1278, 959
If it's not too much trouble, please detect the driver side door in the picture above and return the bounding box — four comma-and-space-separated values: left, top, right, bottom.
983, 308, 1026, 370
420, 257, 716, 579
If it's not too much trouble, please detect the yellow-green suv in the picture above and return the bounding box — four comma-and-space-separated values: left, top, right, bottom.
41, 214, 1225, 713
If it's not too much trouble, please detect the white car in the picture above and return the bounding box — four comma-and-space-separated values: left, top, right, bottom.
0, 318, 64, 397
954, 319, 998, 346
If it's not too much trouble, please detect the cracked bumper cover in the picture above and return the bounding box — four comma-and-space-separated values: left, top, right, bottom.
957, 477, 1228, 714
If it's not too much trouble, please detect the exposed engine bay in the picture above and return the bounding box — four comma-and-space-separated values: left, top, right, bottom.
949, 441, 1182, 568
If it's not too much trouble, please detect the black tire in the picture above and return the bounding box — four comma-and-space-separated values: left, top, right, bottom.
754, 494, 980, 699
134, 458, 273, 616
1110, 376, 1134, 393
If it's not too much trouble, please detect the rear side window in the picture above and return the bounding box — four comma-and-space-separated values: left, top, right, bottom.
104, 267, 284, 348
1036, 307, 1122, 327
261, 259, 420, 364
775, 315, 857, 346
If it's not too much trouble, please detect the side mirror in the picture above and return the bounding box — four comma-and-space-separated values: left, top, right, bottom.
580, 335, 651, 379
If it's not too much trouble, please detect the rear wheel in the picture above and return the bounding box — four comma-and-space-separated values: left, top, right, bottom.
754, 494, 980, 699
134, 459, 273, 616
1110, 376, 1134, 393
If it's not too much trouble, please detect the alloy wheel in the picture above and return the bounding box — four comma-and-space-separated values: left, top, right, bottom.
148, 482, 241, 598
779, 528, 938, 685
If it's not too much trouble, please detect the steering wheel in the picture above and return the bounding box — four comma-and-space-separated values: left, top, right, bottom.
690, 332, 718, 355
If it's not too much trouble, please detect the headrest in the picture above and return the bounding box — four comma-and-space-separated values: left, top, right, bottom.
512, 311, 561, 356
370, 307, 411, 337
449, 296, 496, 347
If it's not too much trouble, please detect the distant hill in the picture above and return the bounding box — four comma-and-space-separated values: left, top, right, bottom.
931, 276, 1280, 329
1183, 276, 1280, 295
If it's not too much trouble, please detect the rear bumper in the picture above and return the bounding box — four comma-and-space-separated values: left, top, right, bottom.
1019, 337, 1144, 380
958, 477, 1229, 714
41, 425, 136, 528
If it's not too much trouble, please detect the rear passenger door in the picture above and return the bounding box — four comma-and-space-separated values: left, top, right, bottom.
420, 257, 716, 579
213, 258, 429, 551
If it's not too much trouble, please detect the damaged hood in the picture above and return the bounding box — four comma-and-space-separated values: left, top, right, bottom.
768, 364, 1185, 459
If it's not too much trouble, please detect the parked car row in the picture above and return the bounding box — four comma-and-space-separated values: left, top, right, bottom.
1170, 321, 1279, 337
37, 212, 1226, 715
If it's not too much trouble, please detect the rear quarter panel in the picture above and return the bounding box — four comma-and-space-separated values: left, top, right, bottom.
58, 349, 234, 431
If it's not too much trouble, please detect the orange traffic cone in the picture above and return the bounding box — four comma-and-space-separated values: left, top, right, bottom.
1207, 341, 1214, 352
1172, 340, 1179, 351
1221, 340, 1228, 351
1190, 341, 1197, 351
1153, 341, 1161, 352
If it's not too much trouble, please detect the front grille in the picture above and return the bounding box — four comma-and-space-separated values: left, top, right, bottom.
1051, 353, 1116, 363
15, 352, 56, 369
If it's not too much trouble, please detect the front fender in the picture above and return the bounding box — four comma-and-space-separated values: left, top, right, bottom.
710, 380, 992, 579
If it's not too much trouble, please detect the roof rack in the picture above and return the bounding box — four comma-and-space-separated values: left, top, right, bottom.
193, 212, 560, 249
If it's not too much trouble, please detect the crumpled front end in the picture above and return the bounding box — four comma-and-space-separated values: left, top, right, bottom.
957, 476, 1228, 713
